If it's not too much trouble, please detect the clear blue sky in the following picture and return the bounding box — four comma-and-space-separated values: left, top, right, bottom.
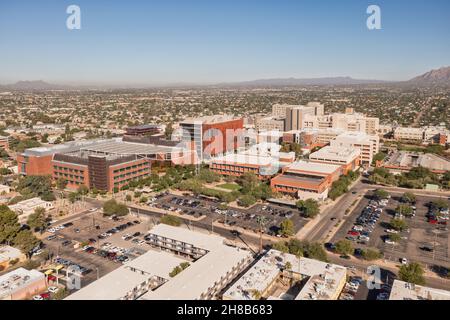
0, 0, 449, 85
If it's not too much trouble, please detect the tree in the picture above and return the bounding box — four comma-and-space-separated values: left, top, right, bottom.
401, 192, 416, 204
389, 233, 401, 242
102, 199, 129, 216
238, 195, 256, 207
399, 262, 425, 285
68, 192, 81, 204
165, 122, 174, 140
374, 189, 389, 200
431, 199, 449, 210
17, 175, 55, 201
296, 199, 320, 218
27, 207, 47, 232
56, 178, 68, 190
77, 185, 89, 195
125, 194, 132, 202
160, 215, 181, 227
396, 204, 413, 216
335, 239, 353, 256
279, 219, 294, 237
0, 205, 21, 244
14, 230, 41, 257
390, 218, 408, 231
361, 248, 383, 261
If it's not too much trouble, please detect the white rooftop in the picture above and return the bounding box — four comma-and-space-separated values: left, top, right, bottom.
309, 146, 360, 162
223, 250, 346, 300
0, 246, 23, 263
67, 224, 251, 300
286, 160, 341, 174
389, 280, 450, 300
0, 268, 45, 299
65, 250, 185, 300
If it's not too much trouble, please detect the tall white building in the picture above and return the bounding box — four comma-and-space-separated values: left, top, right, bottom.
330, 132, 380, 165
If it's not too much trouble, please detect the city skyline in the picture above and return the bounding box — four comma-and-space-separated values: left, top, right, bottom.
1, 0, 450, 85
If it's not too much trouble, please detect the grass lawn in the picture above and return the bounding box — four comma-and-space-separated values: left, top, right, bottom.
216, 183, 241, 191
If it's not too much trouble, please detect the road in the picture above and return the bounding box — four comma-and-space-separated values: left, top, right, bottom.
305, 179, 450, 242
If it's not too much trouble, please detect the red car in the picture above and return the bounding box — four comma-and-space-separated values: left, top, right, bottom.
429, 219, 438, 224
347, 230, 360, 236
40, 292, 51, 300
47, 275, 57, 282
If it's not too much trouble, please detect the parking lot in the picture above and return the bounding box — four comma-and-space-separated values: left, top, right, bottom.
42, 210, 155, 289
150, 193, 309, 236
331, 191, 450, 269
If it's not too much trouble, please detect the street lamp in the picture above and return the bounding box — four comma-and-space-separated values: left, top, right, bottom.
256, 216, 268, 254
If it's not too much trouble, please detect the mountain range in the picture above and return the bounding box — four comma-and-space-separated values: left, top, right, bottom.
1, 67, 449, 91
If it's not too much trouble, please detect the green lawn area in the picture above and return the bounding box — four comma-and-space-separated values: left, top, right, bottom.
216, 183, 241, 191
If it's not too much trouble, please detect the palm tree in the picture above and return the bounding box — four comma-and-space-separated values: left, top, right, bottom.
256, 215, 268, 253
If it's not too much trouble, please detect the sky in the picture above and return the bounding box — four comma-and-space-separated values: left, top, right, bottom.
0, 0, 449, 85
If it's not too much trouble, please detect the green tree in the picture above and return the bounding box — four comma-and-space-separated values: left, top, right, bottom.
396, 204, 413, 216
399, 262, 425, 285
27, 207, 47, 232
279, 219, 295, 237
361, 248, 383, 261
160, 215, 182, 227
296, 199, 320, 218
335, 239, 354, 256
102, 199, 129, 216
389, 233, 401, 242
0, 205, 21, 244
56, 178, 68, 190
77, 185, 89, 195
68, 192, 81, 204
238, 194, 257, 207
374, 189, 389, 200
14, 230, 41, 257
390, 218, 408, 231
401, 192, 416, 204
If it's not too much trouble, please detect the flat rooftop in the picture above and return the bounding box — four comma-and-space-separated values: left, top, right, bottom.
65, 250, 185, 300
309, 146, 360, 162
0, 268, 45, 299
22, 138, 184, 158
389, 280, 450, 300
286, 160, 341, 175
66, 225, 251, 300
271, 174, 325, 188
181, 115, 240, 125
223, 250, 346, 300
385, 151, 450, 171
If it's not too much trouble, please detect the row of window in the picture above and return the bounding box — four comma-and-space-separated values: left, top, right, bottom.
53, 165, 85, 174
112, 162, 149, 174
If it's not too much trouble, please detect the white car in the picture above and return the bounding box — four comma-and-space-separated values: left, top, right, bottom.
353, 226, 363, 232
121, 234, 131, 240
89, 208, 97, 212
137, 240, 146, 246
385, 239, 396, 245
385, 229, 399, 234
359, 235, 370, 242
48, 228, 56, 233
47, 286, 59, 293
32, 295, 43, 301
401, 258, 408, 265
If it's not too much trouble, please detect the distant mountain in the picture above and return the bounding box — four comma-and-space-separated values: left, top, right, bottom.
219, 76, 388, 87
408, 66, 450, 85
0, 80, 71, 91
